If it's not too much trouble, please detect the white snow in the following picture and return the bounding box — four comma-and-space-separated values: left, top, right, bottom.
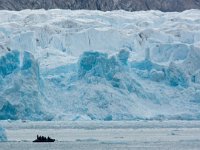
0, 9, 200, 120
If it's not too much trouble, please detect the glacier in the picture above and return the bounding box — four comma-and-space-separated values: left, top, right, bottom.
0, 9, 200, 120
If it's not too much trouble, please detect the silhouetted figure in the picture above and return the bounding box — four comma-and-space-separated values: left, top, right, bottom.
33, 135, 55, 142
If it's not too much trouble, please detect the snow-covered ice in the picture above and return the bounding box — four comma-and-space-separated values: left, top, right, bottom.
0, 9, 200, 120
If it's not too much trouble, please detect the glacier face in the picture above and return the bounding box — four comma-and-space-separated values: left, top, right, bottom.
0, 9, 200, 120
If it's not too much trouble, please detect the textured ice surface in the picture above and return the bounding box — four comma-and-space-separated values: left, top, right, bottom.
0, 9, 200, 120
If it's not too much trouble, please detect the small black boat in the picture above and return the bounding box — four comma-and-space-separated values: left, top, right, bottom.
33, 135, 55, 142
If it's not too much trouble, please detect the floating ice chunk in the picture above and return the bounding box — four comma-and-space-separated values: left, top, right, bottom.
0, 126, 7, 142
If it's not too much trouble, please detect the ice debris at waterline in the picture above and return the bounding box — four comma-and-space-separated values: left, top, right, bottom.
0, 126, 7, 142
0, 9, 200, 121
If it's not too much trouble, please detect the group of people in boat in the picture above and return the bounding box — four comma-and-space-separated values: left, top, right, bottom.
33, 135, 55, 142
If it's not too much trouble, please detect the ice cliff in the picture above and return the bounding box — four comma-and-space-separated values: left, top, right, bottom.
0, 51, 48, 120
0, 9, 200, 120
